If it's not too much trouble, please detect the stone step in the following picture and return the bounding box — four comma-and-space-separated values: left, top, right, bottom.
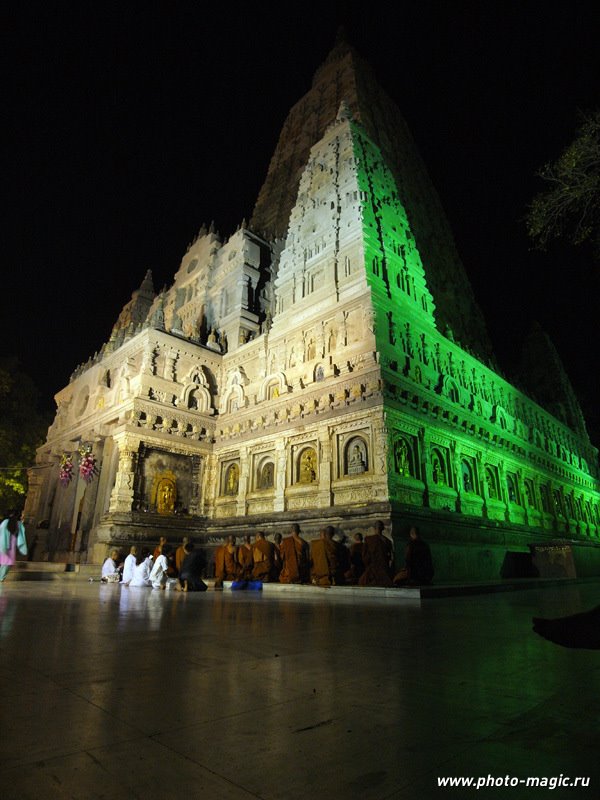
3, 561, 98, 582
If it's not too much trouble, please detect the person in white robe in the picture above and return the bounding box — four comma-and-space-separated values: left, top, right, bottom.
129, 549, 153, 587
121, 545, 137, 585
149, 544, 176, 589
101, 549, 121, 582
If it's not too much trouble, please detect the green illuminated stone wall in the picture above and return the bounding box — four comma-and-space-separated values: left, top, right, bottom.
348, 117, 599, 559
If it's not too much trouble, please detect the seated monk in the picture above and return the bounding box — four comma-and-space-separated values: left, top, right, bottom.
178, 543, 207, 592
310, 527, 345, 586
345, 533, 365, 584
329, 527, 349, 586
394, 526, 434, 586
153, 536, 167, 561
214, 534, 239, 588
272, 533, 283, 578
279, 523, 310, 584
310, 530, 332, 586
252, 531, 277, 582
237, 534, 254, 580
174, 536, 189, 574
359, 521, 394, 587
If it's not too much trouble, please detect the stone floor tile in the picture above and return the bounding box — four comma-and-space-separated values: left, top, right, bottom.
0, 740, 262, 800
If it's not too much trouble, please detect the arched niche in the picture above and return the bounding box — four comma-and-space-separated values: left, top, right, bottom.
431, 448, 448, 486
258, 372, 288, 402
151, 471, 177, 515
394, 435, 416, 478
256, 457, 275, 491
222, 384, 246, 414
222, 462, 240, 496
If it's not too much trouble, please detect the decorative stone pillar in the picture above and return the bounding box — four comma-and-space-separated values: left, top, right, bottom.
418, 427, 431, 506
189, 455, 202, 516
372, 419, 388, 476
108, 437, 138, 513
203, 454, 217, 517
132, 444, 147, 510
165, 350, 178, 381
480, 457, 492, 519
450, 441, 461, 512
274, 440, 286, 513
317, 429, 332, 507
237, 446, 249, 516
498, 461, 510, 522
474, 452, 484, 500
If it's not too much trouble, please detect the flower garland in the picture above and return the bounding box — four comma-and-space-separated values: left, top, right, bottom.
59, 454, 74, 487
58, 446, 98, 487
78, 445, 98, 483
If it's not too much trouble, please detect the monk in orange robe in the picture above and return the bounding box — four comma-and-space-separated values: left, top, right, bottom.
175, 536, 189, 574
358, 521, 394, 587
279, 524, 310, 584
252, 531, 277, 581
237, 534, 254, 580
311, 527, 348, 586
345, 533, 365, 584
272, 533, 283, 578
214, 535, 239, 588
153, 536, 167, 561
329, 527, 350, 585
310, 530, 331, 586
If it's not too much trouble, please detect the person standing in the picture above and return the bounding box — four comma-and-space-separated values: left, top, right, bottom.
0, 510, 27, 582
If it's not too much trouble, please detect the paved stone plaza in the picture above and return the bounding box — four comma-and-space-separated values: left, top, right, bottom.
0, 579, 598, 799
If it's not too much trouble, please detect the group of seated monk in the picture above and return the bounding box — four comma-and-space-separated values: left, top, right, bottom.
108, 522, 433, 592
214, 531, 283, 587
212, 522, 433, 588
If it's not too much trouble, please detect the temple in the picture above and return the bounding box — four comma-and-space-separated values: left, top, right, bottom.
25, 35, 600, 581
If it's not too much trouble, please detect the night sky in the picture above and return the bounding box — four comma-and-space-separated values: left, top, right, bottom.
5, 2, 600, 444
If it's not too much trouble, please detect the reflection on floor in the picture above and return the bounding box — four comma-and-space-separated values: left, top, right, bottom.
0, 580, 598, 799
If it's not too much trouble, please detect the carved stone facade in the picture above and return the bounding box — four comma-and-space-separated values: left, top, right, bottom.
25, 38, 600, 580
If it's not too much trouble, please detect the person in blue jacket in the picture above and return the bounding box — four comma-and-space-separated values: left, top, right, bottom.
0, 509, 27, 581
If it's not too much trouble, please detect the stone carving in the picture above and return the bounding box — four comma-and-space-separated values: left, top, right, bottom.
299, 448, 317, 483
224, 463, 239, 496
347, 437, 367, 475
157, 478, 176, 514
394, 438, 411, 476
258, 462, 274, 490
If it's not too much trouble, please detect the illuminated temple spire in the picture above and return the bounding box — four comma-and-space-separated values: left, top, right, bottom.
518, 322, 589, 440
251, 33, 494, 362
108, 269, 156, 344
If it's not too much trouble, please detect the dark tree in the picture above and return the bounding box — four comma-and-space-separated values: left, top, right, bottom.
0, 358, 51, 513
526, 110, 600, 259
